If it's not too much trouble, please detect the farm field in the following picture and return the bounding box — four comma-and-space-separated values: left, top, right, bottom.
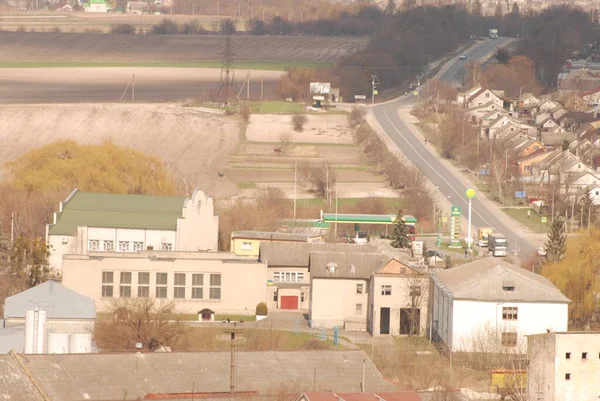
0, 67, 282, 103
0, 103, 241, 198
224, 108, 398, 203
0, 12, 240, 34
0, 32, 367, 63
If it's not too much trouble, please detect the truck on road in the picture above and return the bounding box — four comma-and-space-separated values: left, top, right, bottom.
488, 232, 508, 257
489, 29, 498, 39
478, 227, 494, 247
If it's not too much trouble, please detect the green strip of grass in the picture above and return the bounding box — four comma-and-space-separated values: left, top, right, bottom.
250, 101, 306, 114
501, 207, 549, 234
0, 60, 334, 71
236, 182, 258, 189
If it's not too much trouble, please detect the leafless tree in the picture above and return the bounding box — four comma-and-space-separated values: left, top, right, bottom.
278, 130, 292, 154
95, 298, 185, 351
406, 275, 427, 336
308, 162, 337, 201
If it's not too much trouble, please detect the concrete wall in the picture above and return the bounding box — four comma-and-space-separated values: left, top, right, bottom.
451, 300, 568, 352
48, 235, 77, 272
431, 279, 454, 346
62, 253, 267, 315
369, 275, 428, 336
310, 278, 369, 329
177, 189, 218, 252
528, 332, 600, 401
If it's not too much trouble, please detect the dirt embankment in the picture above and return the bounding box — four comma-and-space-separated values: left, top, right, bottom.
0, 32, 368, 63
0, 103, 240, 198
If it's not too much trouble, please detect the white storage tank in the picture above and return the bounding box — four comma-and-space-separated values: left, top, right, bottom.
24, 309, 47, 354
69, 333, 92, 353
47, 333, 70, 354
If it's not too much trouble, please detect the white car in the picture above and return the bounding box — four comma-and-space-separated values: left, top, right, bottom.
459, 53, 467, 60
537, 246, 547, 257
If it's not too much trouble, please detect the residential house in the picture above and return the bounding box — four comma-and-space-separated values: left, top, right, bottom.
309, 252, 387, 331
519, 92, 540, 107
560, 171, 600, 195
528, 332, 600, 401
369, 259, 428, 336
0, 350, 400, 401
310, 255, 428, 336
46, 189, 219, 271
465, 88, 504, 109
466, 101, 503, 123
538, 99, 561, 113
582, 86, 600, 106
541, 132, 577, 149
296, 393, 422, 401
585, 185, 600, 205
485, 115, 535, 141
230, 230, 323, 257
126, 0, 149, 12
83, 0, 111, 12
259, 242, 376, 311
514, 137, 545, 159
518, 150, 553, 176
1, 281, 96, 354
430, 258, 569, 352
61, 250, 267, 315
457, 85, 483, 106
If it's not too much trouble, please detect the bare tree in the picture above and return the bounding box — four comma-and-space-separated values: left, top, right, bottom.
95, 298, 185, 351
407, 275, 427, 336
278, 130, 292, 154
308, 162, 337, 201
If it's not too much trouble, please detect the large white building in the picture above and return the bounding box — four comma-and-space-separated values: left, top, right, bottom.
46, 189, 219, 271
430, 258, 570, 352
528, 332, 600, 401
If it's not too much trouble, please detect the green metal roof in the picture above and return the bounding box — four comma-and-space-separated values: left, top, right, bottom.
322, 213, 417, 225
49, 191, 187, 236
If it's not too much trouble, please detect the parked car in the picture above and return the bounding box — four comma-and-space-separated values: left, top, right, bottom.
425, 250, 445, 264
459, 53, 467, 60
537, 246, 547, 257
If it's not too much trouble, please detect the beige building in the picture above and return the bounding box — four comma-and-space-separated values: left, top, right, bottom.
259, 242, 376, 312
309, 253, 427, 336
62, 251, 267, 315
47, 189, 219, 271
528, 332, 600, 401
230, 231, 323, 257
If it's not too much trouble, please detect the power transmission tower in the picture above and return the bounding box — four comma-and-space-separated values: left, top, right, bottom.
216, 36, 239, 106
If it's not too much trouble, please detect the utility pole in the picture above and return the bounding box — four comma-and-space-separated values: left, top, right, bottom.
371, 75, 378, 105
293, 161, 297, 221
11, 210, 15, 244
222, 320, 243, 394
132, 74, 135, 103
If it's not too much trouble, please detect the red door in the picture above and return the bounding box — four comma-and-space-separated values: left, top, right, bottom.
280, 296, 299, 310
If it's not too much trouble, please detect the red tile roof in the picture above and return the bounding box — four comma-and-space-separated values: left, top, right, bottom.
301, 392, 421, 401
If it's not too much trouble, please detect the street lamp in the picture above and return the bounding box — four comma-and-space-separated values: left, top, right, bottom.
371, 75, 379, 105
465, 189, 476, 252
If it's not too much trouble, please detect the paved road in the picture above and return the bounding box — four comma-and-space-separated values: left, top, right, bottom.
440, 38, 513, 83
372, 38, 536, 257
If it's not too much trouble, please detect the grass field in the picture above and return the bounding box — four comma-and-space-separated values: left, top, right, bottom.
0, 60, 333, 71
501, 207, 549, 233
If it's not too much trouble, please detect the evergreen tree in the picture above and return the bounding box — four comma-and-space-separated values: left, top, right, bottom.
546, 217, 567, 263
0, 232, 9, 264
580, 187, 593, 228
391, 209, 412, 249
511, 1, 520, 14
9, 237, 54, 287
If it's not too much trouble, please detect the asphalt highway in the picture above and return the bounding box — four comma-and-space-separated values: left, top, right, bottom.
372, 38, 536, 257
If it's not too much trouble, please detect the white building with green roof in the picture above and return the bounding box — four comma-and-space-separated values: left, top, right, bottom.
83, 0, 112, 12
46, 189, 219, 271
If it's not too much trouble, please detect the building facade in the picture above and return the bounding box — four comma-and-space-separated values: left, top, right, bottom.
62, 251, 267, 315
47, 189, 218, 271
430, 258, 570, 352
230, 231, 323, 257
527, 332, 600, 401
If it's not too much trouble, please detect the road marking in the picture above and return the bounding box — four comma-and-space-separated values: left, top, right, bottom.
381, 106, 497, 230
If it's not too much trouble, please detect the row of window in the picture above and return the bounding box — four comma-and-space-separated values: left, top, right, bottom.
89, 240, 172, 252
101, 271, 221, 300
273, 271, 305, 283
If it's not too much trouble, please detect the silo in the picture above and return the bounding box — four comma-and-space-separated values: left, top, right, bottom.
69, 333, 92, 353
47, 333, 70, 354
24, 309, 47, 354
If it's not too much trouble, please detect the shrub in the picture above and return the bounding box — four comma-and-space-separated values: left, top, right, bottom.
291, 114, 308, 132
152, 18, 179, 34
220, 18, 236, 34
181, 19, 207, 35
111, 24, 136, 34
239, 102, 251, 122
256, 302, 268, 316
348, 106, 366, 128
